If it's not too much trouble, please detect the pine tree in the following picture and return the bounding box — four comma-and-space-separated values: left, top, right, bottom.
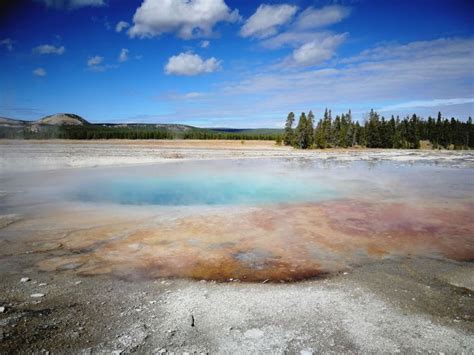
322, 108, 333, 147
408, 114, 420, 149
307, 110, 315, 148
314, 119, 326, 148
366, 109, 382, 148
333, 115, 341, 147
339, 113, 349, 148
280, 108, 472, 150
466, 116, 472, 148
295, 112, 311, 149
283, 112, 295, 146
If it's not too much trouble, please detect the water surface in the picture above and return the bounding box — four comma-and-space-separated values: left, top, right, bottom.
1, 158, 473, 282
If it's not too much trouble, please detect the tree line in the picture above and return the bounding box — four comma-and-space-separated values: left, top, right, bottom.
0, 126, 173, 140
183, 130, 277, 140
282, 109, 473, 149
0, 125, 279, 140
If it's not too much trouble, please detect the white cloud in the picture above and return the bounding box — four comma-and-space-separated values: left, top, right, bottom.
295, 5, 351, 30
379, 98, 474, 112
342, 37, 472, 64
115, 21, 129, 33
169, 92, 207, 100
165, 52, 221, 76
118, 38, 473, 126
33, 68, 46, 76
87, 55, 103, 67
240, 4, 297, 39
200, 40, 210, 48
162, 37, 474, 125
291, 33, 347, 66
118, 48, 129, 62
183, 92, 206, 99
261, 31, 328, 49
128, 0, 240, 39
86, 55, 117, 71
33, 44, 65, 55
257, 5, 351, 50
0, 38, 14, 51
245, 4, 351, 62
38, 0, 106, 9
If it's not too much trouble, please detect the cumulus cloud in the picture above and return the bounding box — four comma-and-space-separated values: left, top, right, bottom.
261, 31, 326, 49
239, 3, 352, 68
33, 44, 65, 55
255, 5, 352, 50
87, 55, 103, 67
118, 48, 129, 62
0, 38, 14, 51
240, 4, 297, 39
291, 33, 347, 66
222, 38, 474, 110
164, 52, 221, 76
37, 0, 106, 9
295, 5, 351, 30
200, 40, 210, 48
86, 55, 117, 71
115, 21, 129, 33
117, 38, 474, 126
128, 0, 240, 39
33, 68, 46, 76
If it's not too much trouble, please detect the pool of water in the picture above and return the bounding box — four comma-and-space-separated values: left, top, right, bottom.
55, 158, 473, 207
1, 158, 473, 282
70, 173, 337, 206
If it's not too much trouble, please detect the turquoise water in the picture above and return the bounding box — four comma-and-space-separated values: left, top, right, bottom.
5, 158, 467, 210
62, 158, 474, 206
72, 174, 336, 206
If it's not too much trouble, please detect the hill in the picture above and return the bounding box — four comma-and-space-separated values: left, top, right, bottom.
0, 114, 282, 140
37, 113, 90, 126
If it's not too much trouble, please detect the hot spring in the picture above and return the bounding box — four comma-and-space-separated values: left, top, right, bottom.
70, 173, 337, 206
1, 158, 473, 281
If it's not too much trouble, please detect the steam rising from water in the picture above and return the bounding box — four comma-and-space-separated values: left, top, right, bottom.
1, 159, 473, 282
70, 174, 337, 205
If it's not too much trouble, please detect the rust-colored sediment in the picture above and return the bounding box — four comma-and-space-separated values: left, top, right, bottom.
8, 199, 474, 282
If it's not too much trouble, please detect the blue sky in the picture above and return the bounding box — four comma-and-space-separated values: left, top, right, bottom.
0, 0, 473, 127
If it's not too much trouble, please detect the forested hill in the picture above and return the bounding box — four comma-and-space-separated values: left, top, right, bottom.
0, 114, 281, 140
283, 110, 473, 150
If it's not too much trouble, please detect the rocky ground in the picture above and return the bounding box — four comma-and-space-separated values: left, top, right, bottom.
0, 253, 472, 354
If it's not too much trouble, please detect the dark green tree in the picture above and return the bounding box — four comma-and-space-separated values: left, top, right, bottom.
295, 112, 312, 149
366, 109, 382, 148
307, 110, 315, 148
283, 112, 295, 146
314, 119, 326, 148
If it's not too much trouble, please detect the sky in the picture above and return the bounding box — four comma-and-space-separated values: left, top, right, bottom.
0, 0, 473, 127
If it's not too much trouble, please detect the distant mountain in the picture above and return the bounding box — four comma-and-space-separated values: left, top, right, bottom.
0, 117, 28, 127
0, 113, 282, 140
0, 113, 89, 127
37, 113, 89, 126
99, 122, 196, 134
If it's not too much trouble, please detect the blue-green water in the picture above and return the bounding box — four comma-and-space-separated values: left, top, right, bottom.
61, 158, 474, 207
2, 158, 473, 212
72, 174, 336, 205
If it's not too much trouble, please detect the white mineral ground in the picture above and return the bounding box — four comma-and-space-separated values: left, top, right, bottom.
0, 140, 473, 353
1, 139, 474, 171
